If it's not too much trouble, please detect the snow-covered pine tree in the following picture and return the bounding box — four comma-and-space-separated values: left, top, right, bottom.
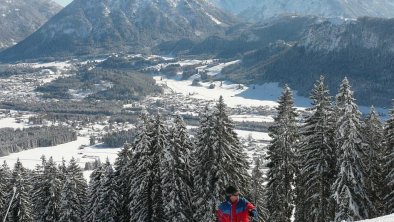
161, 115, 194, 221
113, 143, 132, 222
193, 97, 251, 221
251, 156, 268, 222
58, 158, 67, 184
213, 96, 251, 192
85, 162, 103, 222
0, 161, 11, 217
364, 106, 385, 217
129, 115, 157, 222
40, 157, 62, 222
31, 155, 47, 220
98, 159, 118, 222
332, 77, 371, 221
67, 157, 87, 221
384, 104, 394, 214
192, 105, 218, 221
294, 161, 307, 222
8, 159, 34, 221
59, 175, 82, 222
92, 158, 102, 170
297, 76, 335, 222
149, 114, 167, 222
172, 115, 194, 189
266, 85, 299, 222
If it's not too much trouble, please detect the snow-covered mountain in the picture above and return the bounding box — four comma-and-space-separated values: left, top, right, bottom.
0, 0, 62, 51
0, 0, 234, 61
212, 0, 394, 21
300, 17, 394, 53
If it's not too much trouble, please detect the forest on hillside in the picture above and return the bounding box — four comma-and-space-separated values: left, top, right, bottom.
36, 67, 162, 101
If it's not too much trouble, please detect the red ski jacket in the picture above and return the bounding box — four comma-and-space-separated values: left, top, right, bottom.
217, 197, 257, 222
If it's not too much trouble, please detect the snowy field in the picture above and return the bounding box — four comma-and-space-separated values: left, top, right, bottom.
0, 117, 30, 129
234, 130, 270, 141
230, 114, 274, 123
0, 137, 120, 170
357, 214, 394, 222
157, 76, 299, 108
155, 75, 389, 117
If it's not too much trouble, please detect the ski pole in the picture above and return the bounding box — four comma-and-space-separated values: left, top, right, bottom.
3, 187, 17, 222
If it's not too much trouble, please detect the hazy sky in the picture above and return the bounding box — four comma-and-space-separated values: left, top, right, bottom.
54, 0, 72, 6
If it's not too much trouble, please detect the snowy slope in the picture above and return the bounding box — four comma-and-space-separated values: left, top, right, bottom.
213, 0, 394, 21
357, 214, 394, 222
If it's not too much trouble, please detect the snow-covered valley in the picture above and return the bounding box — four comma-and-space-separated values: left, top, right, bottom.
0, 55, 390, 180
0, 57, 283, 179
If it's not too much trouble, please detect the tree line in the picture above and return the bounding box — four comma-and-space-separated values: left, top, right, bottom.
0, 126, 76, 157
266, 76, 393, 222
0, 76, 393, 221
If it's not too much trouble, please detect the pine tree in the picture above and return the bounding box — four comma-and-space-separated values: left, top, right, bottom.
172, 115, 194, 189
192, 105, 218, 221
193, 97, 251, 221
85, 163, 103, 222
113, 143, 132, 222
364, 106, 385, 217
153, 115, 170, 221
213, 96, 251, 192
384, 104, 394, 214
0, 161, 11, 217
296, 76, 335, 222
332, 77, 371, 221
67, 157, 87, 221
58, 158, 67, 183
40, 157, 62, 222
129, 116, 156, 222
59, 175, 82, 222
97, 159, 119, 222
161, 115, 194, 221
266, 86, 299, 222
251, 156, 268, 222
8, 159, 34, 222
31, 155, 47, 221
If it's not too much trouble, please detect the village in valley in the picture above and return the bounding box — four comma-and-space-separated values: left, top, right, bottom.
0, 56, 288, 177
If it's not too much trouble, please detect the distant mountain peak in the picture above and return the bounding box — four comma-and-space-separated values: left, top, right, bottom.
0, 0, 234, 61
212, 0, 394, 21
0, 0, 62, 51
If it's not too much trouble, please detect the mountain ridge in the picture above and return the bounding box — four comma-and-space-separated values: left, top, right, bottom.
0, 0, 234, 62
222, 17, 394, 107
212, 0, 394, 22
0, 0, 62, 51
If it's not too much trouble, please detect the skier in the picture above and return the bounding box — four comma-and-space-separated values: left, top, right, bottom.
217, 186, 258, 222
